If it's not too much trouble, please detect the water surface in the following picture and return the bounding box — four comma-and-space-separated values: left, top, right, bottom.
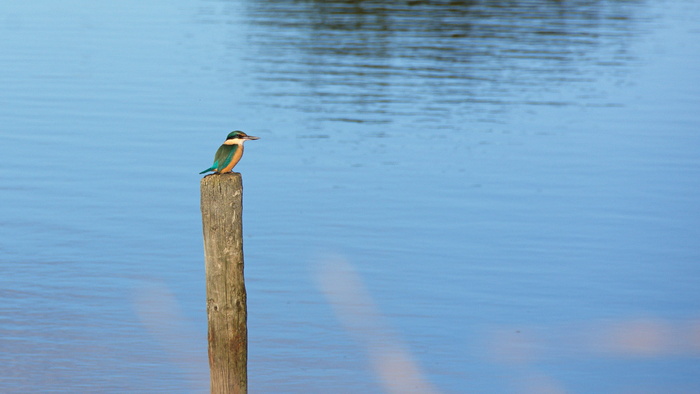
1, 0, 699, 392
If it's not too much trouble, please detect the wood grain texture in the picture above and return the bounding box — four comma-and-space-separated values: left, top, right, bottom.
200, 173, 247, 394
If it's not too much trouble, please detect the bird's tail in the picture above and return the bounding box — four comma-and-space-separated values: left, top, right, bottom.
199, 167, 215, 174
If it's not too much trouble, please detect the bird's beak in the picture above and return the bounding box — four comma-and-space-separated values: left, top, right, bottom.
245, 135, 260, 140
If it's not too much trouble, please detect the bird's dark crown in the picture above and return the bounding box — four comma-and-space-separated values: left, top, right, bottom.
226, 130, 247, 140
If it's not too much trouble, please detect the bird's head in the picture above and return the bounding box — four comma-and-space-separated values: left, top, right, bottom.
224, 130, 260, 145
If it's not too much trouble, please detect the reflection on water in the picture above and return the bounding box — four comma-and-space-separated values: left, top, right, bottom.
320, 255, 700, 393
238, 0, 642, 124
1, 0, 700, 392
316, 255, 440, 394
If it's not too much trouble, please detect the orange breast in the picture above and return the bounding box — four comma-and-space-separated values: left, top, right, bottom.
221, 145, 244, 172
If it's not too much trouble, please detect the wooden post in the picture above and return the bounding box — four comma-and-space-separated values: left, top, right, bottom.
200, 173, 248, 394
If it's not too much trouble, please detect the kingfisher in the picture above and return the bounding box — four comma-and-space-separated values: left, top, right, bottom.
199, 130, 260, 174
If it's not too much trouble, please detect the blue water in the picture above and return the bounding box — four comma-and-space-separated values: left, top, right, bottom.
1, 0, 700, 392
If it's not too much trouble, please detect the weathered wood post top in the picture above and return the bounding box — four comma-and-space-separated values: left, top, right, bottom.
200, 172, 248, 394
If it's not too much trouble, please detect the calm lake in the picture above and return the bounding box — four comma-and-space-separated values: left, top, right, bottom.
1, 0, 699, 392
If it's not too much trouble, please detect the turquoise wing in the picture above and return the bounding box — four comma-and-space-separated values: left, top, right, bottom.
214, 144, 238, 172
200, 144, 237, 174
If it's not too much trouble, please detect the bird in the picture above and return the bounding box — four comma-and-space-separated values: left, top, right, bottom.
200, 130, 260, 174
